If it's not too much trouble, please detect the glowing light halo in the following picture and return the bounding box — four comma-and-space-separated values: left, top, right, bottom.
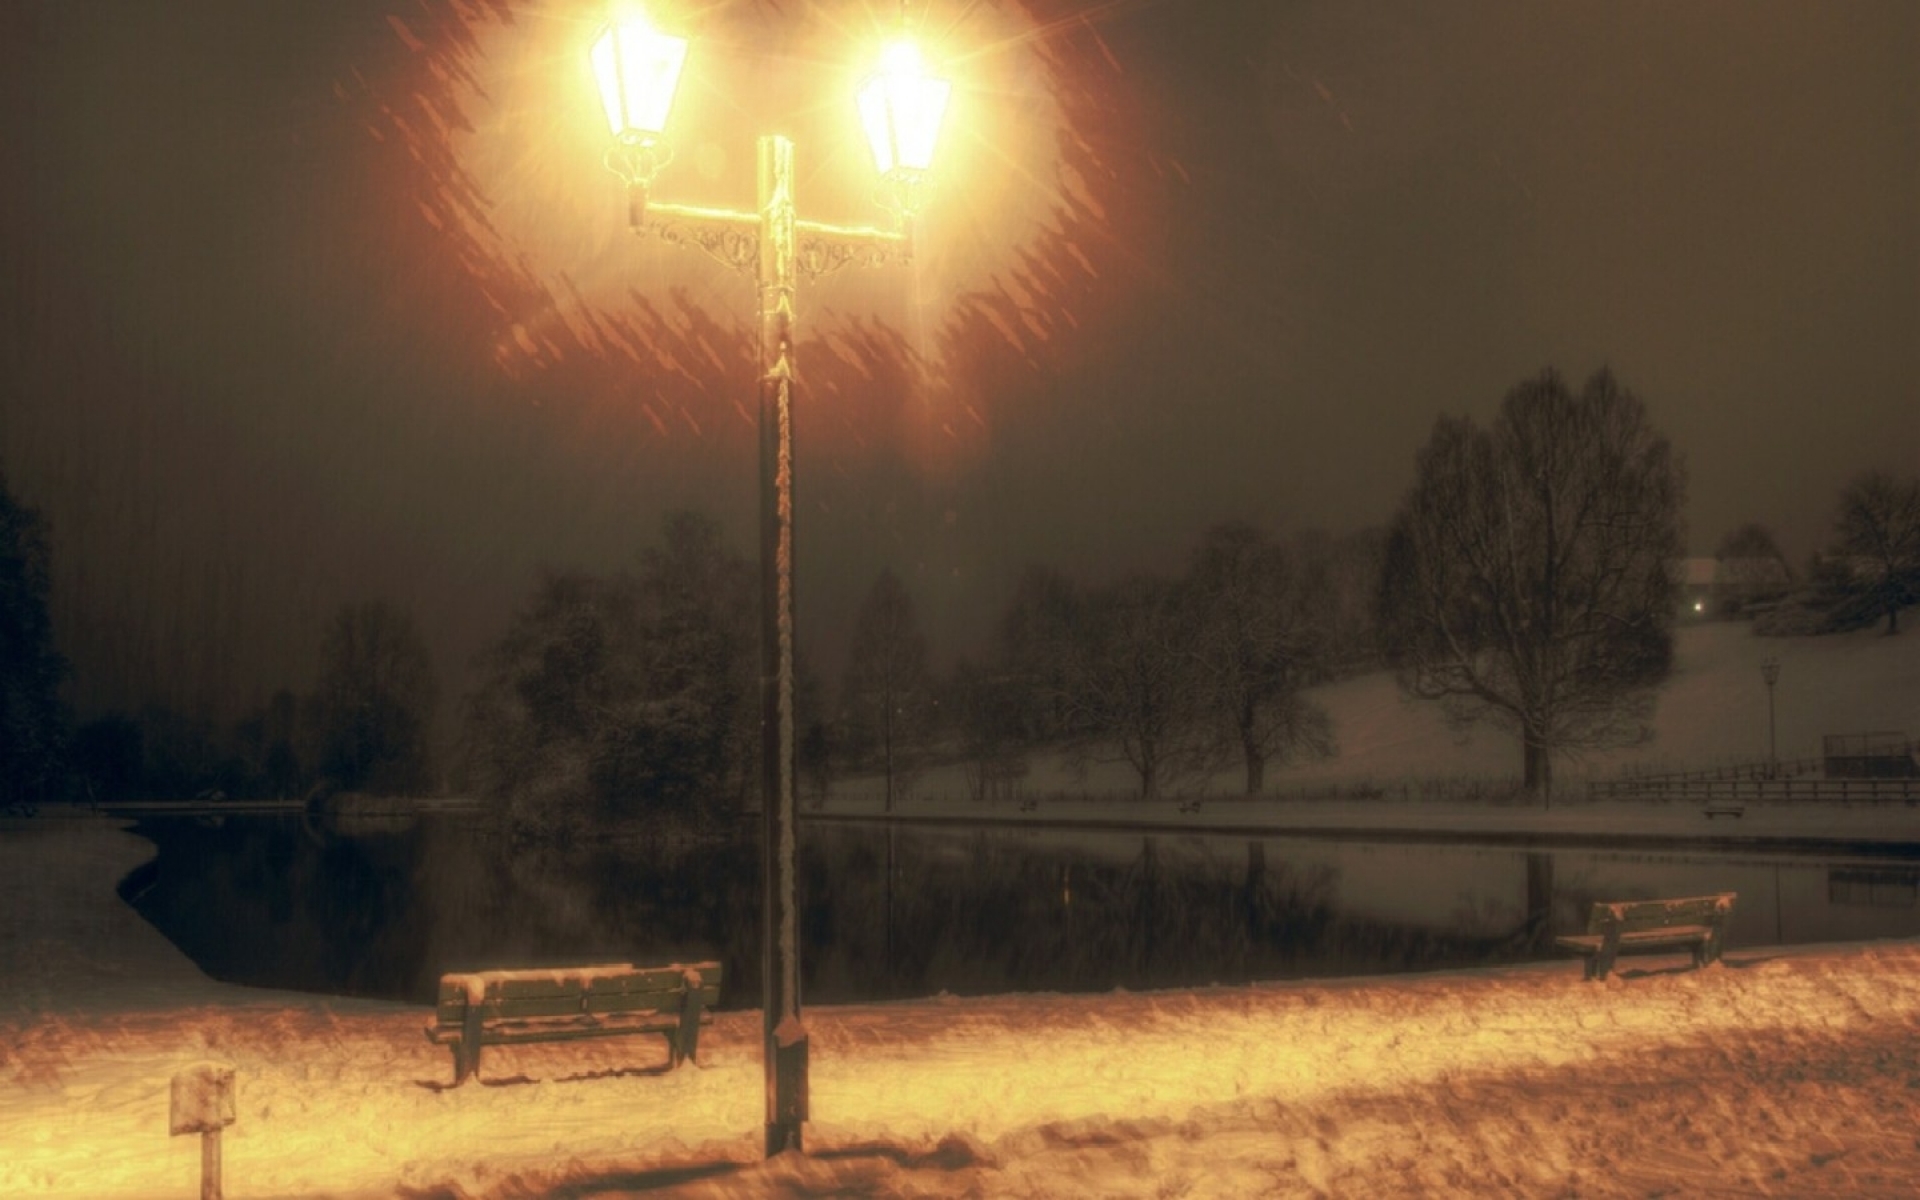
371, 0, 1087, 463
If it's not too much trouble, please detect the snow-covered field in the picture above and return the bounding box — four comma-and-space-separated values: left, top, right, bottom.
885, 621, 1920, 800
7, 818, 1920, 1197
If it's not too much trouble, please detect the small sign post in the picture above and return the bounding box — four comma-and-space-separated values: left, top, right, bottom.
170, 1062, 235, 1200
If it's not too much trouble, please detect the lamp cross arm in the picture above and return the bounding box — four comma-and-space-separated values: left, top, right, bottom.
631, 198, 913, 281
793, 217, 911, 279
633, 200, 762, 274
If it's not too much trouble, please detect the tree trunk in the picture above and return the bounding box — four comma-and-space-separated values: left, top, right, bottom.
1523, 733, 1553, 808
1243, 840, 1268, 938
882, 687, 894, 813
1524, 852, 1555, 951
1241, 699, 1264, 795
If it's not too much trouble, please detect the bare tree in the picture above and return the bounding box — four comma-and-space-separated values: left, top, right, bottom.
1379, 368, 1685, 801
995, 565, 1080, 742
1294, 527, 1388, 677
311, 600, 438, 795
1831, 471, 1920, 635
944, 657, 1029, 803
1066, 573, 1210, 798
840, 569, 933, 811
1184, 522, 1333, 794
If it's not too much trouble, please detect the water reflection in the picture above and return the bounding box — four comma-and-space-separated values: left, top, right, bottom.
120, 816, 1920, 1009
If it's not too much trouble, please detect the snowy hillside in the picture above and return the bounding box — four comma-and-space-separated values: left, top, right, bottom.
895, 620, 1920, 800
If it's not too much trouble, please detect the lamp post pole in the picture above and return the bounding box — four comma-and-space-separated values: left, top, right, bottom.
755, 134, 804, 1157
594, 19, 947, 1157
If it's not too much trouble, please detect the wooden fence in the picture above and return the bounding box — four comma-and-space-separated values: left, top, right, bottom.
1587, 777, 1920, 804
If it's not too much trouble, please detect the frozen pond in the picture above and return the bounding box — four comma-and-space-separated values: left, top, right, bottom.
120, 814, 1920, 1008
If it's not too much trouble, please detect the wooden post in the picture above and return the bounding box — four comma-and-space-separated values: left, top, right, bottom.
170, 1062, 235, 1200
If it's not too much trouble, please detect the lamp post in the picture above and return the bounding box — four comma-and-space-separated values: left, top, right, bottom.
1761, 657, 1781, 779
592, 11, 950, 1159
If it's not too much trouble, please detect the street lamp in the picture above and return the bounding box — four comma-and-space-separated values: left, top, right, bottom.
1761, 657, 1781, 779
592, 9, 950, 1159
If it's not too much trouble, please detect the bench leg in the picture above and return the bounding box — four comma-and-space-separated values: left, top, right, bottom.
673, 986, 707, 1068
1593, 943, 1618, 981
453, 1001, 485, 1085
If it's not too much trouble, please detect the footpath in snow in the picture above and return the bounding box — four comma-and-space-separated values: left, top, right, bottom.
5, 815, 1920, 1198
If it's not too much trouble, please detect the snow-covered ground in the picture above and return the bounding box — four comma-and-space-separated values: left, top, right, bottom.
7, 817, 1920, 1197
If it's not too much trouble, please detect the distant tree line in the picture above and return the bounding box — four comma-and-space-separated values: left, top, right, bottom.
919, 521, 1368, 804
5, 370, 1915, 818
3, 453, 442, 806
57, 599, 439, 808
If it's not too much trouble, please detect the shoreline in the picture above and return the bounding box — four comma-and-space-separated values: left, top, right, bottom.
41, 784, 1920, 858
7, 816, 1920, 1197
801, 805, 1920, 857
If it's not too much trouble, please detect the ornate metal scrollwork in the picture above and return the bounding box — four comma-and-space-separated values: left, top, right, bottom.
649, 217, 760, 276
794, 233, 910, 281
604, 136, 671, 192
627, 202, 910, 281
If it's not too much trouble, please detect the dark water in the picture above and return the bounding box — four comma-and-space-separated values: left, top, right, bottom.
120, 813, 1920, 1010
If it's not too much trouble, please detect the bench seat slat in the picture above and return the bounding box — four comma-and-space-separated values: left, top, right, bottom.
431, 983, 721, 1028
426, 1016, 693, 1043
470, 990, 692, 1021
1554, 926, 1713, 954
478, 1014, 693, 1042
480, 971, 699, 1002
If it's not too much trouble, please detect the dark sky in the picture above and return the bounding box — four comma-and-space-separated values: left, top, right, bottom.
2, 0, 1915, 735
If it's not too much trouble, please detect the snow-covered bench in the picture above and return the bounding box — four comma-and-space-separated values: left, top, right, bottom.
1553, 893, 1737, 981
425, 961, 721, 1086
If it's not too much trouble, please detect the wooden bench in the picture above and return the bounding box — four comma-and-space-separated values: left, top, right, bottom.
1553, 893, 1736, 981
425, 961, 721, 1086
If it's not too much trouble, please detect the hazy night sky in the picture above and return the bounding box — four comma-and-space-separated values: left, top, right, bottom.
2, 0, 1915, 739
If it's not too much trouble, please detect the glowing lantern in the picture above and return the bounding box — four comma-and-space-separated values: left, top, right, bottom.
591, 13, 689, 141
857, 40, 951, 179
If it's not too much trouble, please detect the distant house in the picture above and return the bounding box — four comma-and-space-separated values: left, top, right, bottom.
1711, 555, 1793, 617
1670, 556, 1793, 619
1674, 558, 1719, 618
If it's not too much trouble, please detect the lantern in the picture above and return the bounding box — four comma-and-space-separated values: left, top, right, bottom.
857, 40, 951, 179
591, 13, 688, 142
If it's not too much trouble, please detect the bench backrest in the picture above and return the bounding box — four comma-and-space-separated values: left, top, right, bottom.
432, 961, 723, 1027
1584, 893, 1736, 935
